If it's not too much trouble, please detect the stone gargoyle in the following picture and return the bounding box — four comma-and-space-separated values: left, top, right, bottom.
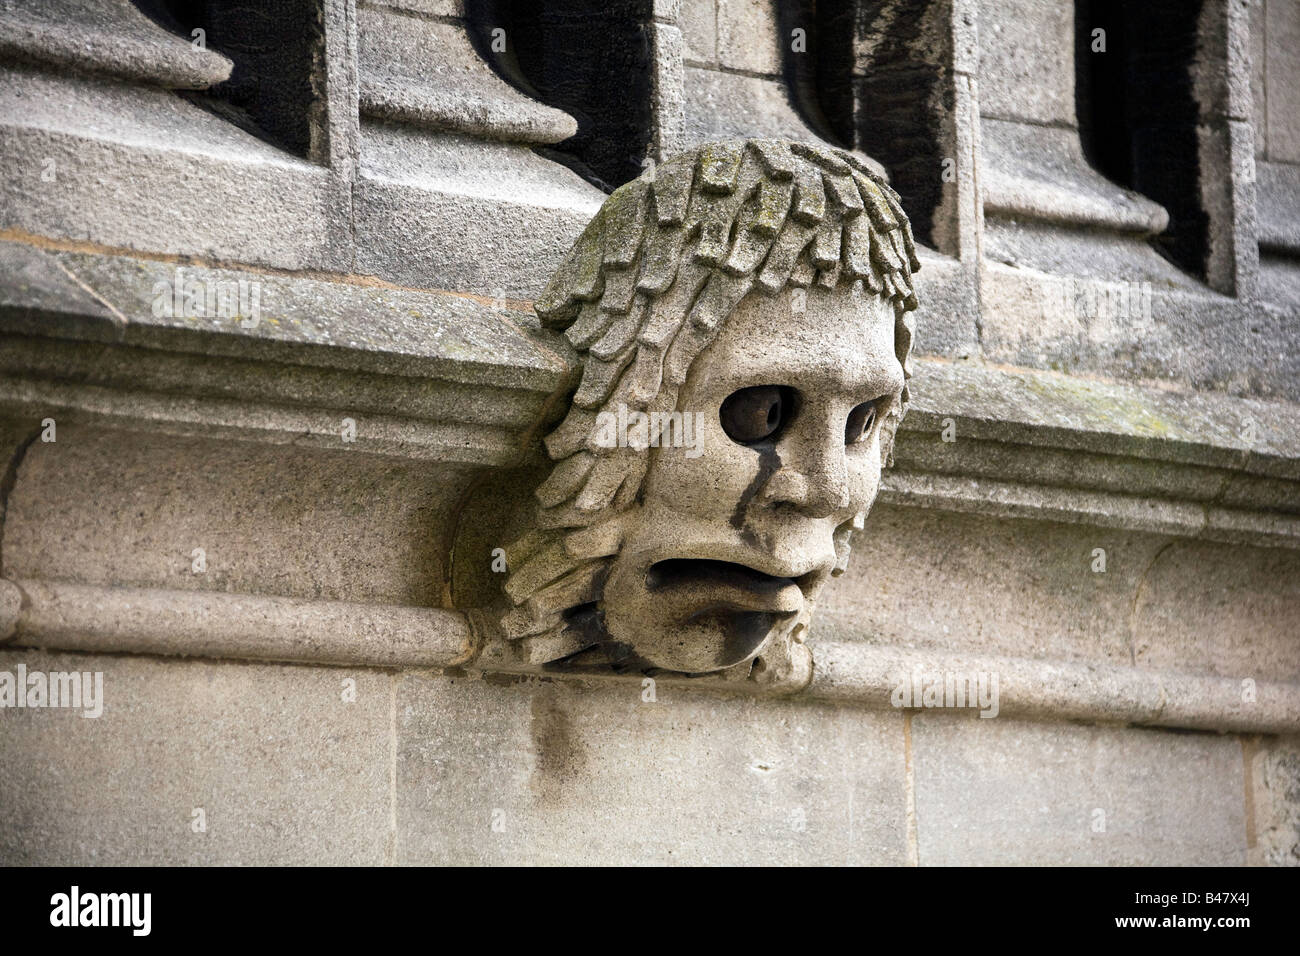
490, 137, 920, 689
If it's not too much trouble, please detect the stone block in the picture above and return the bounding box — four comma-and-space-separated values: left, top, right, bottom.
1248, 733, 1300, 865
650, 22, 687, 156
0, 650, 391, 865
979, 259, 1300, 403
1250, 0, 1267, 157
912, 713, 1247, 864
0, 67, 343, 271
1265, 0, 1300, 163
909, 249, 980, 358
681, 66, 817, 146
3, 427, 467, 606
817, 504, 1156, 665
977, 0, 1075, 126
680, 0, 717, 64
716, 0, 782, 76
1133, 539, 1300, 683
395, 673, 908, 864
354, 127, 603, 297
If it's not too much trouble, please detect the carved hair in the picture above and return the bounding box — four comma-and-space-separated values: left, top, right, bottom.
502, 138, 921, 661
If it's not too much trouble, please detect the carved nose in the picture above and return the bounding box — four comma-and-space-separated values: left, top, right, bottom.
759, 452, 850, 518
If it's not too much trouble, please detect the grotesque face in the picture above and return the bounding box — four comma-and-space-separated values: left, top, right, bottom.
602, 285, 904, 673
497, 138, 920, 680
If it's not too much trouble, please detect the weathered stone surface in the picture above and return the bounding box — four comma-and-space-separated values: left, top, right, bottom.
1258, 161, 1300, 254
0, 67, 338, 271
909, 249, 979, 358
1133, 540, 1300, 682
368, 0, 464, 15
682, 67, 816, 146
1258, 254, 1300, 306
653, 0, 683, 21
1250, 0, 1268, 158
912, 713, 1247, 865
395, 673, 908, 864
3, 428, 467, 606
355, 127, 603, 298
716, 0, 782, 76
357, 6, 576, 144
981, 122, 1170, 235
0, 0, 232, 90
902, 358, 1300, 471
0, 240, 118, 328
679, 0, 718, 65
649, 22, 687, 157
0, 650, 390, 865
0, 240, 574, 392
977, 0, 1074, 126
817, 505, 1158, 665
1249, 734, 1300, 866
1264, 0, 1300, 163
979, 260, 1300, 403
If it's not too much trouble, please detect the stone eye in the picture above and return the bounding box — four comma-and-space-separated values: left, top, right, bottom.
845, 401, 878, 445
720, 385, 795, 446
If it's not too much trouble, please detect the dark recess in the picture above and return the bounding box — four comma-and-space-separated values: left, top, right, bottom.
807, 0, 946, 249
467, 0, 654, 192
132, 0, 327, 161
1076, 0, 1208, 278
774, 0, 848, 150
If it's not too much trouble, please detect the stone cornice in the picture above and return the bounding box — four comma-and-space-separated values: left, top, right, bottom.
3, 237, 1296, 544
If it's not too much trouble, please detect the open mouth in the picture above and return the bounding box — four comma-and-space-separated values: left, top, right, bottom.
642, 559, 808, 668
646, 558, 798, 596
623, 559, 813, 671
645, 559, 808, 614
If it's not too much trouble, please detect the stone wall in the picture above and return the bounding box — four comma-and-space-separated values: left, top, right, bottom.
0, 0, 1297, 865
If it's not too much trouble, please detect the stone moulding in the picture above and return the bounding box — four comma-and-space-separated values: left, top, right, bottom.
356, 4, 578, 145
3, 237, 1293, 490
2, 577, 1296, 735
0, 579, 474, 670
1, 234, 1298, 734
0, 0, 234, 91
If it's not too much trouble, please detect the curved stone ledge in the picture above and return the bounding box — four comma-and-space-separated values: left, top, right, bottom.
6, 579, 476, 669
981, 121, 1171, 236
6, 578, 1296, 734
0, 0, 233, 91
808, 642, 1300, 736
357, 5, 577, 145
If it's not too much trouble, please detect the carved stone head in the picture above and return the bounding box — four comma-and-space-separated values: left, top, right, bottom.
502, 139, 920, 683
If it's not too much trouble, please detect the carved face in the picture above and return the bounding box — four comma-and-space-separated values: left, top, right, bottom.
602, 285, 904, 673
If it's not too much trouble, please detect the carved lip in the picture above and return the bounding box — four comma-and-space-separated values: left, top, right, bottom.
645, 541, 831, 584
644, 558, 808, 615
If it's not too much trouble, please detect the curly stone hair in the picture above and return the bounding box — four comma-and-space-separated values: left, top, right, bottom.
502, 138, 921, 664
